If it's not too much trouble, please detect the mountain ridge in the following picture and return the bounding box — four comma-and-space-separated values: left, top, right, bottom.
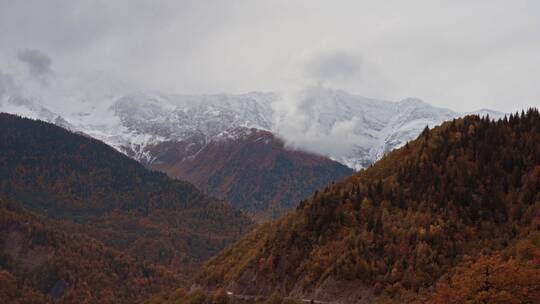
0, 87, 505, 170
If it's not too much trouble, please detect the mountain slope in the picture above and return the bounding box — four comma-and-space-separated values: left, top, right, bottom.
194, 110, 540, 303
0, 113, 254, 279
148, 127, 353, 220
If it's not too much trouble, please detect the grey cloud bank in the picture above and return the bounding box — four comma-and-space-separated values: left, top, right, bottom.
17, 49, 52, 79
0, 71, 16, 99
305, 51, 362, 82
0, 0, 539, 113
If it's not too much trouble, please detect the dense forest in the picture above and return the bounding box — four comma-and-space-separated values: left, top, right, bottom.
194, 110, 540, 303
0, 198, 177, 303
0, 113, 254, 302
148, 128, 352, 221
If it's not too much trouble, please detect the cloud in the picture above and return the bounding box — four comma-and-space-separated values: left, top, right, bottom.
0, 70, 16, 100
0, 1, 539, 112
17, 49, 52, 78
272, 85, 374, 159
304, 51, 361, 82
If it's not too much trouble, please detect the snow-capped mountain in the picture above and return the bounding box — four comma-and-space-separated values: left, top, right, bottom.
272, 87, 464, 169
0, 87, 505, 170
109, 92, 276, 161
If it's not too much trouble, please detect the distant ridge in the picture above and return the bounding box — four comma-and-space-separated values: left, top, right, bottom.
0, 87, 505, 170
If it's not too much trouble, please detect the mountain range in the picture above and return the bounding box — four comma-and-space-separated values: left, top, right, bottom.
0, 86, 505, 170
0, 87, 504, 219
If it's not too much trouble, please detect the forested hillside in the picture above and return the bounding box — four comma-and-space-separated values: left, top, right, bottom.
0, 113, 254, 303
149, 128, 352, 221
0, 199, 178, 303
195, 110, 540, 303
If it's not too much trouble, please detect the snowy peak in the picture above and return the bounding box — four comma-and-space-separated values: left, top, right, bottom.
272, 88, 465, 169
110, 92, 275, 139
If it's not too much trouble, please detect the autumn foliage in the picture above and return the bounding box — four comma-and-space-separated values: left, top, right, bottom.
0, 199, 177, 303
196, 110, 540, 303
149, 128, 352, 221
0, 113, 254, 303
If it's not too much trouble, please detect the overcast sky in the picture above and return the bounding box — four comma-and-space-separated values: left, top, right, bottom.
1, 0, 539, 112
